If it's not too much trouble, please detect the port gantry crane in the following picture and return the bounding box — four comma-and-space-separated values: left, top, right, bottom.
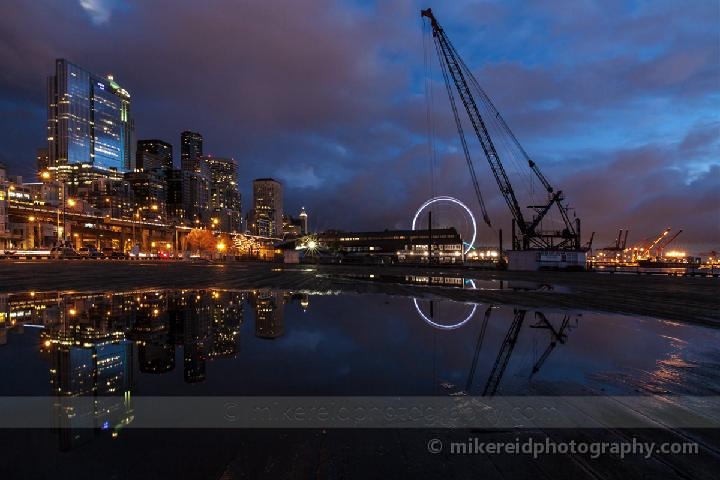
634, 227, 671, 259
421, 8, 581, 251
655, 229, 682, 257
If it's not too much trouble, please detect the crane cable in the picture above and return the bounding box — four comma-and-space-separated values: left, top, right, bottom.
432, 36, 492, 229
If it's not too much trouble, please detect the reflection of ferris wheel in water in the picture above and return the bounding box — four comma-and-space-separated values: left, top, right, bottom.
413, 279, 478, 330
412, 196, 477, 255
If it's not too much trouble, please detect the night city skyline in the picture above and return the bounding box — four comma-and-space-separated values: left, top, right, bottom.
1, 3, 719, 477
0, 0, 718, 250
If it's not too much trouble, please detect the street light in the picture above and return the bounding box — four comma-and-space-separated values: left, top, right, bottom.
62, 196, 76, 245
133, 208, 141, 250
28, 216, 36, 249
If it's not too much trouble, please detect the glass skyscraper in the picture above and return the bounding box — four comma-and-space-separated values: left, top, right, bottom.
180, 131, 203, 172
137, 139, 173, 172
47, 59, 134, 172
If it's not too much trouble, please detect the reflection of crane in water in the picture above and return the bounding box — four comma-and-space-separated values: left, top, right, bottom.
482, 309, 527, 396
530, 312, 576, 376
460, 308, 578, 396
464, 305, 492, 393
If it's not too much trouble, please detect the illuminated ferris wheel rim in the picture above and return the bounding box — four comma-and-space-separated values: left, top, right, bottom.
413, 300, 477, 330
413, 279, 478, 330
412, 195, 477, 255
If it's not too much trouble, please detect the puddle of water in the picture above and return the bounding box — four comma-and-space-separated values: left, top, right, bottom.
1, 288, 719, 457
0, 288, 716, 398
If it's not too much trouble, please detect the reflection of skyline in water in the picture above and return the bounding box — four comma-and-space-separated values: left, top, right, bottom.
0, 289, 320, 385
0, 288, 719, 451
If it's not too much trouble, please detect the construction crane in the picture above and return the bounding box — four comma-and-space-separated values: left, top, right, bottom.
421, 8, 581, 251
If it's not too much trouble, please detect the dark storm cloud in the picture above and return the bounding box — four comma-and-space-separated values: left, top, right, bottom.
0, 0, 717, 250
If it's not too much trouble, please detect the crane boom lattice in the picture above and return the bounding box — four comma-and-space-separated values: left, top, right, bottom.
421, 8, 582, 251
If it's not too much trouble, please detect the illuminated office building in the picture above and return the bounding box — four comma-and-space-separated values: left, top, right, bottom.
252, 178, 283, 237
179, 132, 209, 224
205, 156, 242, 231
136, 139, 173, 172
124, 170, 167, 221
180, 131, 203, 172
47, 59, 134, 172
36, 147, 50, 173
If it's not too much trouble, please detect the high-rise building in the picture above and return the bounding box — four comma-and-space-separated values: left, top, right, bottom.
136, 139, 172, 172
182, 170, 210, 224
252, 178, 283, 237
166, 169, 185, 221
180, 131, 203, 172
124, 170, 166, 221
205, 156, 241, 232
36, 147, 50, 174
179, 132, 209, 224
205, 156, 240, 211
47, 59, 134, 172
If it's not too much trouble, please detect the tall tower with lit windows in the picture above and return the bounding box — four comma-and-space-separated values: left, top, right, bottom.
47, 59, 134, 172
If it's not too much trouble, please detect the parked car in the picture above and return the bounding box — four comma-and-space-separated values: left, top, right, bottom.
104, 249, 127, 259
49, 246, 81, 259
78, 246, 103, 259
